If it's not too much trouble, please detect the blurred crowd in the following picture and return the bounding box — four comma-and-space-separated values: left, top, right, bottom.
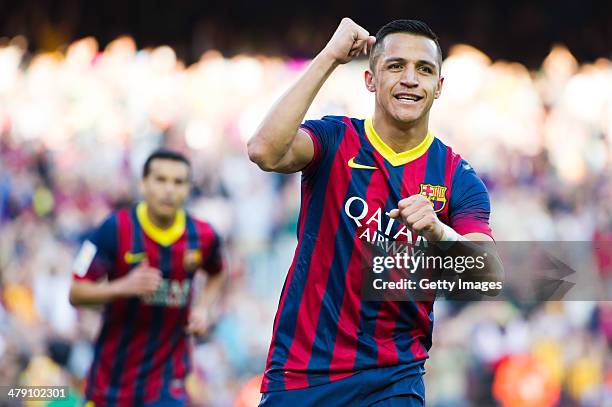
0, 35, 611, 406
1, 1, 611, 67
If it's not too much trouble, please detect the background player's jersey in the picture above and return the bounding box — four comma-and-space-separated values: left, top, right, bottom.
262, 116, 492, 392
72, 202, 222, 406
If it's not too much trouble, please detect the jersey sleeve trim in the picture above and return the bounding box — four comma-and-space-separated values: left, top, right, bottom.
299, 125, 321, 174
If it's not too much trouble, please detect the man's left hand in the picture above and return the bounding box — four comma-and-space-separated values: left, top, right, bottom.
186, 306, 212, 336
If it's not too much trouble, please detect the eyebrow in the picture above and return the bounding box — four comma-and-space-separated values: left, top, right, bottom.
383, 57, 438, 70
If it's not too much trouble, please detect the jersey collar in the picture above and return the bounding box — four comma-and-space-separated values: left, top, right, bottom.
364, 118, 434, 166
136, 202, 186, 246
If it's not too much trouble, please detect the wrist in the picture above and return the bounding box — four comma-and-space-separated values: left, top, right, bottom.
314, 50, 340, 71
441, 223, 460, 242
193, 305, 213, 324
427, 220, 447, 242
434, 223, 461, 251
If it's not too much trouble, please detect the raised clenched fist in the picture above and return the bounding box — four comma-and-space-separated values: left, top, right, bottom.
321, 18, 376, 65
389, 195, 445, 241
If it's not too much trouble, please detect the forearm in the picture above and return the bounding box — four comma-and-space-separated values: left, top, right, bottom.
447, 240, 503, 282
436, 233, 504, 297
194, 272, 225, 309
247, 52, 338, 168
69, 279, 125, 306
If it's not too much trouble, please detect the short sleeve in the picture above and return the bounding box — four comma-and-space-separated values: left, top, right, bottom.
300, 116, 346, 176
448, 160, 493, 237
202, 228, 223, 276
72, 214, 117, 281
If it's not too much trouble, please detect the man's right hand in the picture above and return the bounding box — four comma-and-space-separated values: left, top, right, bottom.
117, 260, 162, 297
321, 18, 376, 65
69, 259, 162, 307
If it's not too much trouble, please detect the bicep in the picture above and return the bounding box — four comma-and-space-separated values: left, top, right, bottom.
270, 129, 315, 173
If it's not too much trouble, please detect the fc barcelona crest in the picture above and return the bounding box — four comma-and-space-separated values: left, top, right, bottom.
183, 249, 202, 273
419, 183, 447, 213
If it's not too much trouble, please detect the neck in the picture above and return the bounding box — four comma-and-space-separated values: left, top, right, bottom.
146, 205, 175, 229
372, 109, 430, 153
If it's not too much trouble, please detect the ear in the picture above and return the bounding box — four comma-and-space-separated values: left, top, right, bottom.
364, 70, 376, 93
434, 75, 444, 99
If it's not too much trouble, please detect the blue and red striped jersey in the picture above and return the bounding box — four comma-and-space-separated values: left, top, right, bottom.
72, 202, 222, 406
261, 116, 492, 392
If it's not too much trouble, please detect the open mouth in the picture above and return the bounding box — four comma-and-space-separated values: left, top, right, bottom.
394, 93, 424, 103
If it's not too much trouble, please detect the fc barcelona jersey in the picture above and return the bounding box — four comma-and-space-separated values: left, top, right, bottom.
262, 116, 492, 392
72, 202, 222, 406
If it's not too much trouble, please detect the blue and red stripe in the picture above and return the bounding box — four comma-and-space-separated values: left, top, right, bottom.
303, 118, 376, 385
280, 118, 358, 389
262, 121, 346, 391
105, 208, 144, 405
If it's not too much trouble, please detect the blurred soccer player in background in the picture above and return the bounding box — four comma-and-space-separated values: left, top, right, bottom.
249, 18, 499, 406
69, 149, 224, 406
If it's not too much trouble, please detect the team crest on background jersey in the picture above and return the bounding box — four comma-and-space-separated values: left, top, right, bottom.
419, 183, 447, 212
183, 249, 202, 273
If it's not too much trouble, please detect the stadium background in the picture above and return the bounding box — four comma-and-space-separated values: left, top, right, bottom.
0, 1, 611, 406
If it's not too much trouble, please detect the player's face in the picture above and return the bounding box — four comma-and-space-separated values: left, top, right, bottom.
141, 159, 190, 219
366, 33, 443, 126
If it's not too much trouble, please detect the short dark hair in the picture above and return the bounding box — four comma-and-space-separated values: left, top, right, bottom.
142, 149, 191, 178
369, 19, 443, 72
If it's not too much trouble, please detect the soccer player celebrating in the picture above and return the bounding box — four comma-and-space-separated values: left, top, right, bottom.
248, 18, 501, 406
69, 149, 224, 406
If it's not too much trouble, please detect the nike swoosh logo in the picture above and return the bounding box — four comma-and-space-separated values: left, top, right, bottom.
124, 252, 147, 264
348, 157, 377, 170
